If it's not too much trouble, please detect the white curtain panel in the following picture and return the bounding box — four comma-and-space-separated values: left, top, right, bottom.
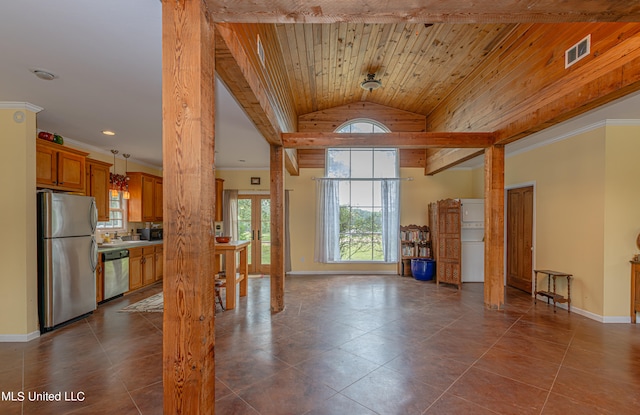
314, 179, 341, 262
222, 189, 238, 240
381, 179, 400, 262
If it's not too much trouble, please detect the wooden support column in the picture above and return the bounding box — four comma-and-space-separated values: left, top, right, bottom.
270, 144, 285, 312
162, 1, 216, 414
484, 145, 505, 309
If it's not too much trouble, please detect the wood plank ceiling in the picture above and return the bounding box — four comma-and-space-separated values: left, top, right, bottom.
210, 1, 640, 173
275, 23, 517, 117
216, 23, 517, 170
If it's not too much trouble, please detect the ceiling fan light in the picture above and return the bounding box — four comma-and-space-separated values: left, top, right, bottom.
360, 73, 382, 92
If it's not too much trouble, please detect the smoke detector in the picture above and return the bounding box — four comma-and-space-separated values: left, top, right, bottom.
31, 69, 57, 81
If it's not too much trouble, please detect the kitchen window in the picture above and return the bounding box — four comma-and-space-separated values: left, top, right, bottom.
96, 192, 127, 231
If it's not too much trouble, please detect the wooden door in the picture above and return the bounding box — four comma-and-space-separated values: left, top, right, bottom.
436, 199, 462, 289
238, 195, 271, 274
507, 186, 534, 293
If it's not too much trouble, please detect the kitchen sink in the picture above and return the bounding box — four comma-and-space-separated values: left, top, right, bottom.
99, 241, 146, 248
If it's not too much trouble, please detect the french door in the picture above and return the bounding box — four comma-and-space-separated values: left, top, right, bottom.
237, 195, 270, 274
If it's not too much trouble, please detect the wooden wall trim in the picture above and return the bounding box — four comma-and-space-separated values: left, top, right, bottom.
162, 0, 216, 413
298, 102, 426, 133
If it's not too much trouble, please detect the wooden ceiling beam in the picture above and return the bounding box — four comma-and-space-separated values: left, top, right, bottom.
425, 148, 485, 175
282, 132, 495, 148
214, 23, 300, 175
205, 1, 640, 23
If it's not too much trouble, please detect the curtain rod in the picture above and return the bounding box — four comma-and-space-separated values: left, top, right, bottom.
312, 177, 413, 181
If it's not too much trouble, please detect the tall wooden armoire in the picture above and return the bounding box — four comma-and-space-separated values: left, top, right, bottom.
429, 199, 462, 289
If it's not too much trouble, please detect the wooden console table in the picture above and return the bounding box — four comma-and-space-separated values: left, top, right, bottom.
533, 269, 572, 313
631, 261, 640, 323
214, 240, 250, 310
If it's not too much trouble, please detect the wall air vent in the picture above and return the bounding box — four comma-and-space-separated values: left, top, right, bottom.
565, 34, 591, 69
257, 34, 265, 67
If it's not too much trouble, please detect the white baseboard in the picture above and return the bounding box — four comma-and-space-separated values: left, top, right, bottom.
287, 271, 396, 276
534, 294, 631, 323
0, 330, 40, 342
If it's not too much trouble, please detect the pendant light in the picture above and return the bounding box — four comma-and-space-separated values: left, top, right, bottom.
122, 154, 131, 200
110, 150, 119, 197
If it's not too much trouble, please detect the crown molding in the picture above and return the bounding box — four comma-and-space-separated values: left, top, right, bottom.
0, 101, 43, 113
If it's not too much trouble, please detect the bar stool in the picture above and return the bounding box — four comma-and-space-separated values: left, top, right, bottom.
214, 274, 226, 311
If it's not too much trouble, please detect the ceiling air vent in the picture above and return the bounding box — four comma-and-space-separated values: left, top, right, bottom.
257, 34, 265, 67
565, 34, 591, 69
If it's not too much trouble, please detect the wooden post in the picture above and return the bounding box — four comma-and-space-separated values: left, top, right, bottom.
270, 144, 285, 312
162, 0, 216, 413
484, 145, 505, 309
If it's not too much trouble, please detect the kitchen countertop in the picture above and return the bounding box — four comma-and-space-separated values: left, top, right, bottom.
97, 240, 163, 252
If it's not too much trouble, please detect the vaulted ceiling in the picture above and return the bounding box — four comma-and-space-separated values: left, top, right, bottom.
208, 1, 640, 176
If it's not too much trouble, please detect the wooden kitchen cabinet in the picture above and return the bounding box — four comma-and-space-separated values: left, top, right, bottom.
154, 178, 163, 221
128, 244, 162, 292
215, 178, 224, 222
154, 244, 163, 281
127, 172, 163, 222
142, 247, 155, 286
85, 158, 112, 221
128, 247, 143, 291
36, 140, 88, 192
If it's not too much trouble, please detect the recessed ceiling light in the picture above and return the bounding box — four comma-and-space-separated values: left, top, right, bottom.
102, 130, 116, 136
31, 69, 57, 81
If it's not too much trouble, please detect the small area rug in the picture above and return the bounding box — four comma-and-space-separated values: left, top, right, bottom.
119, 292, 163, 313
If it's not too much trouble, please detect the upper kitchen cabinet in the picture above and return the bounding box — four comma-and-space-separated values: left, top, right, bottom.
127, 172, 163, 222
85, 158, 112, 221
36, 140, 88, 192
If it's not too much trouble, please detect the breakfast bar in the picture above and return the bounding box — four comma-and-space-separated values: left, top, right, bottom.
214, 240, 250, 310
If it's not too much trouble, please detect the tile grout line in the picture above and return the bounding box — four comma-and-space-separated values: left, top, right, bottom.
421, 309, 529, 415
537, 318, 578, 415
83, 318, 143, 414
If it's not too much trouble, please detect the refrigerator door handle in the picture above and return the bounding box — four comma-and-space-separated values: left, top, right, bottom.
90, 238, 98, 272
89, 199, 98, 233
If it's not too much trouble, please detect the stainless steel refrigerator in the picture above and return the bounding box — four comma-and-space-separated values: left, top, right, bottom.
37, 192, 98, 332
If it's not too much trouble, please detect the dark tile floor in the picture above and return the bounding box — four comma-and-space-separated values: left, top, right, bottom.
1, 274, 640, 414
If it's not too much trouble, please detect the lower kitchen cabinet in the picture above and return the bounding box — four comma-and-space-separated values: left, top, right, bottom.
128, 244, 163, 292
154, 245, 163, 281
129, 248, 144, 291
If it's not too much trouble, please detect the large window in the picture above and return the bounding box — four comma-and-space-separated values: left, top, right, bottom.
316, 119, 399, 262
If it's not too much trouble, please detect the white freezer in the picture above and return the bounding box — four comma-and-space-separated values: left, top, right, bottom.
462, 241, 484, 282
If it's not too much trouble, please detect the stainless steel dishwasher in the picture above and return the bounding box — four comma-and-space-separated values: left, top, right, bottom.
102, 249, 130, 301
